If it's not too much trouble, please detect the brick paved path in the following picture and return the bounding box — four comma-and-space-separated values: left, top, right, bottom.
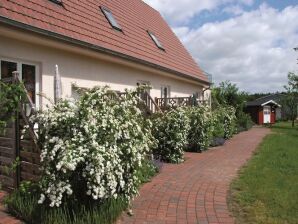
119, 127, 270, 224
0, 127, 269, 224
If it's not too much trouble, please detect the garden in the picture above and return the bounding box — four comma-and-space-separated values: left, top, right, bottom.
0, 82, 253, 224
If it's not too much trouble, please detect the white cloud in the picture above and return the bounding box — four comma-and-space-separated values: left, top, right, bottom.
144, 0, 254, 24
223, 5, 245, 15
168, 4, 298, 93
240, 0, 254, 6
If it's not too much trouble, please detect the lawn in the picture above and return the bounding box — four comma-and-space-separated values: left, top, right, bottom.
229, 122, 298, 224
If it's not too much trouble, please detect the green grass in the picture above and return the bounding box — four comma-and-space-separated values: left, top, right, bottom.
229, 122, 298, 224
5, 159, 158, 224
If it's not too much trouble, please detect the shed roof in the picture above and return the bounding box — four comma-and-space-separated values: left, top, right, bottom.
246, 94, 284, 107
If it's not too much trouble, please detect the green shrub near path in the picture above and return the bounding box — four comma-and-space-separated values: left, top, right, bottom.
186, 106, 213, 152
151, 107, 190, 163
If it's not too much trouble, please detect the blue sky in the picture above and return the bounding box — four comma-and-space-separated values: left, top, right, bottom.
187, 0, 298, 28
144, 0, 298, 93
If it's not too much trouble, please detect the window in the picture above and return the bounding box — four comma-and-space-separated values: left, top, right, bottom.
49, 0, 63, 5
100, 7, 122, 31
137, 80, 151, 92
148, 31, 164, 50
0, 59, 39, 107
161, 85, 171, 98
1, 60, 17, 80
264, 107, 271, 115
71, 84, 88, 100
137, 81, 151, 102
22, 64, 36, 103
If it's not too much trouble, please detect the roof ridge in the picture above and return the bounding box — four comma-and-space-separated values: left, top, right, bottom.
254, 93, 284, 101
140, 0, 160, 14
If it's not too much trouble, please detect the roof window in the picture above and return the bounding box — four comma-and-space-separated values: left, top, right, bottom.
148, 31, 164, 50
100, 6, 122, 31
49, 0, 63, 5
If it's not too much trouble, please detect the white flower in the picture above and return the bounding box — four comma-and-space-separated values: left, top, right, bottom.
34, 86, 154, 207
38, 194, 45, 204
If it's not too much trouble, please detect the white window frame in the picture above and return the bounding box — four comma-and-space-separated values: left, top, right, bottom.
161, 85, 171, 98
0, 57, 40, 109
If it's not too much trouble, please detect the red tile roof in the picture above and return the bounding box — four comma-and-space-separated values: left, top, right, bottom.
0, 0, 208, 83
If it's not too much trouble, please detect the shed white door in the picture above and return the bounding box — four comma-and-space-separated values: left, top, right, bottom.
263, 106, 271, 123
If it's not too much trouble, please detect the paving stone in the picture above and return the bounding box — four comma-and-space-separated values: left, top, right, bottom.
119, 127, 270, 224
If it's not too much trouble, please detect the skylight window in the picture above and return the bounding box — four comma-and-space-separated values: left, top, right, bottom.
49, 0, 63, 5
100, 7, 122, 31
148, 31, 164, 50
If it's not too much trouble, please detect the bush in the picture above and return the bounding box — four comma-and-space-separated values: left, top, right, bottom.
0, 81, 25, 132
213, 106, 237, 139
151, 108, 190, 163
30, 86, 155, 208
5, 160, 158, 224
5, 181, 128, 224
236, 111, 254, 131
135, 159, 159, 186
186, 106, 213, 152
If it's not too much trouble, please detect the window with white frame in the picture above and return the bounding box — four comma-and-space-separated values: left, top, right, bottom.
161, 85, 171, 98
0, 59, 40, 108
136, 80, 151, 102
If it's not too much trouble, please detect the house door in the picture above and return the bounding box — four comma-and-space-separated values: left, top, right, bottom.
263, 106, 271, 124
0, 59, 40, 109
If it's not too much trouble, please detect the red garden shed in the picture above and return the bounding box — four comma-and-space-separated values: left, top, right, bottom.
246, 98, 281, 125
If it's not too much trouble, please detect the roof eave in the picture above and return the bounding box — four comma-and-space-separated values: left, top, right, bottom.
0, 16, 210, 86
261, 100, 281, 107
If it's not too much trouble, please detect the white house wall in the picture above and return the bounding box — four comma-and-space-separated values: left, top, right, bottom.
0, 33, 207, 108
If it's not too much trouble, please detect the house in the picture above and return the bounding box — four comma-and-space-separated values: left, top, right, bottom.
245, 94, 282, 124
0, 0, 210, 110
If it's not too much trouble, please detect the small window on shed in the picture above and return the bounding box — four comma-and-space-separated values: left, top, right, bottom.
148, 31, 164, 50
100, 6, 122, 31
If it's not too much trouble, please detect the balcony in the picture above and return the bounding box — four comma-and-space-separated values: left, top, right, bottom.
155, 96, 208, 110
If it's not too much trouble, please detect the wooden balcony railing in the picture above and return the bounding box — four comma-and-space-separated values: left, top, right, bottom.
156, 96, 207, 110
138, 91, 162, 114
116, 90, 161, 114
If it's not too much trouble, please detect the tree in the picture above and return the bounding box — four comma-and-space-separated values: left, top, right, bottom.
283, 72, 298, 127
211, 81, 254, 130
211, 81, 247, 115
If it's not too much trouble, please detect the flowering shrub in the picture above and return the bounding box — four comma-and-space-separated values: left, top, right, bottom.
32, 86, 155, 207
213, 106, 237, 139
186, 106, 214, 152
151, 108, 190, 163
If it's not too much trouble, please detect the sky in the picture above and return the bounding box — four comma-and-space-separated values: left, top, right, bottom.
143, 0, 298, 93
